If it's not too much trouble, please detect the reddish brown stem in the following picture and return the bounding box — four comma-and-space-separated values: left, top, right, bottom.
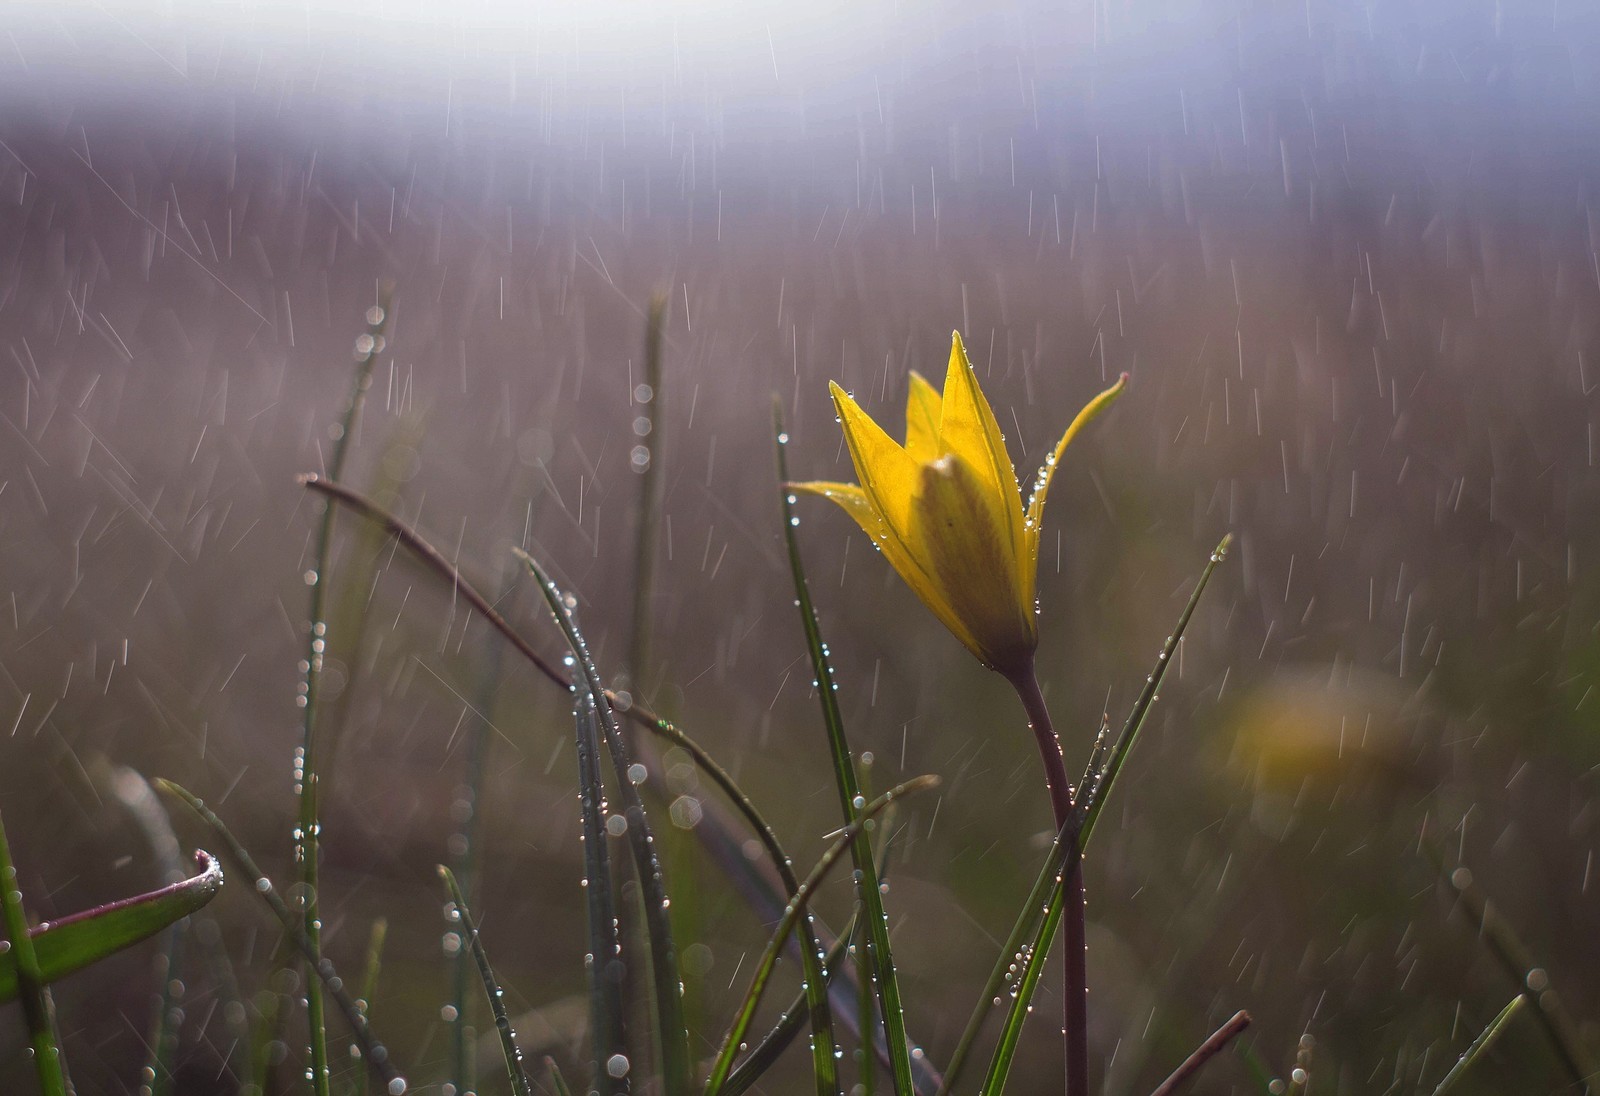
1005, 660, 1088, 1096
1149, 1010, 1251, 1096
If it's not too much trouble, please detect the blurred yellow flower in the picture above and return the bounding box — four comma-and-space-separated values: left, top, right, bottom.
794, 332, 1125, 677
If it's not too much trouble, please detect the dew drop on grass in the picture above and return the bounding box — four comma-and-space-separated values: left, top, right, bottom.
606, 1053, 631, 1078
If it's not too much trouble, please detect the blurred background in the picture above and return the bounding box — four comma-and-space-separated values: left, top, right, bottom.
1, 0, 1598, 1092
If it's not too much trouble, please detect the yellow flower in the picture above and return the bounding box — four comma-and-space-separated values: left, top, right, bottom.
793, 331, 1126, 678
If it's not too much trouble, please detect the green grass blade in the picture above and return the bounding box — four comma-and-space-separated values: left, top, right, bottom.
1079, 533, 1231, 849
723, 797, 901, 1096
354, 917, 388, 1096
439, 866, 534, 1096
574, 689, 629, 1093
296, 290, 392, 1095
976, 536, 1230, 1096
0, 848, 222, 1004
627, 291, 668, 695
703, 777, 939, 1096
300, 479, 818, 941
0, 811, 68, 1096
295, 478, 859, 1091
723, 910, 858, 1096
1431, 847, 1598, 1090
519, 548, 691, 1096
155, 781, 406, 1093
774, 402, 919, 1096
1430, 996, 1526, 1096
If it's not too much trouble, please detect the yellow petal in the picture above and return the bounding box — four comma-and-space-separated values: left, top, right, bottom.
1020, 373, 1128, 573
938, 332, 1025, 567
790, 479, 969, 652
909, 452, 1036, 671
903, 371, 943, 465
829, 382, 919, 534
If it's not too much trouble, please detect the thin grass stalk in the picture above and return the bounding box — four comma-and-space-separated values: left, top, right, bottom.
1430, 847, 1596, 1090
574, 689, 629, 1094
975, 536, 1231, 1095
627, 292, 668, 697
450, 589, 510, 1095
520, 549, 691, 1096
296, 292, 392, 1094
1148, 1010, 1252, 1096
722, 801, 900, 1096
623, 294, 680, 1088
723, 914, 856, 1096
300, 477, 928, 1089
702, 778, 939, 1096
1429, 996, 1526, 1096
353, 918, 387, 1096
439, 866, 534, 1096
774, 403, 918, 1096
0, 811, 68, 1096
155, 781, 406, 1092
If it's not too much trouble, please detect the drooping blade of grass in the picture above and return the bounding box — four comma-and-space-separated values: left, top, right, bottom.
0, 811, 68, 1096
774, 402, 918, 1096
438, 866, 534, 1096
296, 292, 393, 1095
573, 688, 629, 1093
1428, 845, 1597, 1090
300, 480, 814, 928
0, 848, 222, 1003
155, 780, 407, 1093
1429, 995, 1525, 1096
300, 478, 887, 1088
976, 536, 1230, 1096
519, 548, 691, 1096
704, 777, 939, 1096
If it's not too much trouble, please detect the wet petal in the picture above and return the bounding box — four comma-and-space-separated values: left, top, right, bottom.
791, 479, 967, 650
903, 371, 943, 465
1021, 374, 1128, 575
938, 332, 1025, 565
909, 453, 1037, 671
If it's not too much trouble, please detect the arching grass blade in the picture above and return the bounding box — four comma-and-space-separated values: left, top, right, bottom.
518, 548, 691, 1096
703, 777, 939, 1096
439, 866, 534, 1096
774, 401, 920, 1096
